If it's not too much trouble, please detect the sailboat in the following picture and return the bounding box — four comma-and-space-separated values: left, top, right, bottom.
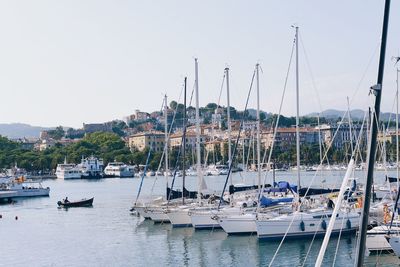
256, 26, 361, 241
166, 59, 208, 227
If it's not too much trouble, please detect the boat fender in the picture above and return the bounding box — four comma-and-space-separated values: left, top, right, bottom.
253, 201, 257, 207
0, 214, 2, 219
242, 203, 247, 208
300, 220, 305, 231
321, 220, 327, 230
15, 216, 18, 220
346, 219, 351, 229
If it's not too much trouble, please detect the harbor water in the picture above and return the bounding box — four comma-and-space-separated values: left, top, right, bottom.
1, 170, 399, 266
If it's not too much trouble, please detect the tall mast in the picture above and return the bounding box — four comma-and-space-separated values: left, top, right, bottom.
397, 67, 399, 190
295, 26, 301, 190
195, 58, 203, 203
355, 0, 391, 265
164, 94, 169, 180
347, 97, 354, 154
182, 77, 187, 205
225, 67, 232, 185
317, 115, 322, 164
256, 63, 261, 191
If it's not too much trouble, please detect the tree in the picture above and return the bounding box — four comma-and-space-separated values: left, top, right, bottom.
170, 101, 178, 110
260, 112, 266, 121
48, 126, 65, 140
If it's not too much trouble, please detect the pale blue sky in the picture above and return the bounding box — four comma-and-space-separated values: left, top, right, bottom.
0, 1, 399, 128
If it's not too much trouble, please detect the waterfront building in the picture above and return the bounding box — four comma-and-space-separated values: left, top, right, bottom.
317, 122, 366, 149
128, 131, 165, 152
169, 132, 206, 149
261, 127, 319, 151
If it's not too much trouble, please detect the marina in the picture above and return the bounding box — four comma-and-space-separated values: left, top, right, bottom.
1, 172, 399, 266
1, 0, 400, 266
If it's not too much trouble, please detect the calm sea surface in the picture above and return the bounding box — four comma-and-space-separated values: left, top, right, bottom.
1, 170, 399, 267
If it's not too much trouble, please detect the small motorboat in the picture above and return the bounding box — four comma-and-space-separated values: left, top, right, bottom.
57, 197, 94, 207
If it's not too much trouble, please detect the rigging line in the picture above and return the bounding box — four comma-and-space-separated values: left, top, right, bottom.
150, 97, 172, 195
301, 108, 351, 199
299, 34, 324, 113
305, 122, 365, 265
315, 115, 366, 265
354, 113, 368, 166
167, 138, 184, 203
268, 208, 299, 266
210, 72, 227, 165
150, 83, 185, 195
349, 42, 381, 108
259, 38, 295, 204
218, 68, 256, 210
385, 94, 396, 131
217, 73, 226, 107
332, 214, 346, 267
301, 213, 329, 266
134, 146, 153, 205
267, 44, 351, 264
189, 81, 196, 107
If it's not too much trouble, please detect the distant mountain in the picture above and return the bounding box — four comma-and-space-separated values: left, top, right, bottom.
0, 123, 52, 139
306, 109, 396, 121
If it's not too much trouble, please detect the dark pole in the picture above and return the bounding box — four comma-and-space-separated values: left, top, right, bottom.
273, 162, 276, 196
182, 77, 187, 205
355, 1, 391, 265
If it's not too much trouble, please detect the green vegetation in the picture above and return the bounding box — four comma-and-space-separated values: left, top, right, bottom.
0, 132, 163, 172
47, 126, 65, 140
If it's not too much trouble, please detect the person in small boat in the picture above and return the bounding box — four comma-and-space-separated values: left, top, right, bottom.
64, 197, 69, 203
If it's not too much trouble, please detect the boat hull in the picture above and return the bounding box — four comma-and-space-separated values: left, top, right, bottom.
57, 197, 94, 207
132, 206, 151, 219
219, 214, 256, 234
190, 212, 220, 229
13, 188, 50, 197
148, 208, 170, 223
256, 213, 360, 240
167, 208, 192, 227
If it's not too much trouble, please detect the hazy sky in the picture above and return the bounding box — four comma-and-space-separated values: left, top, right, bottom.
0, 1, 399, 128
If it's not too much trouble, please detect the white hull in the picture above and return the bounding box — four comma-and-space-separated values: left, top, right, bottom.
219, 213, 256, 234
167, 208, 192, 227
256, 211, 360, 240
148, 208, 170, 223
190, 210, 220, 229
134, 206, 151, 219
13, 188, 50, 197
58, 174, 82, 179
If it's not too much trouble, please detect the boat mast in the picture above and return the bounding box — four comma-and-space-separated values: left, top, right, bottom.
317, 114, 323, 165
225, 67, 233, 185
294, 26, 301, 190
182, 77, 187, 205
397, 67, 399, 189
195, 58, 203, 203
347, 97, 354, 154
355, 0, 391, 265
164, 94, 169, 184
256, 63, 261, 191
